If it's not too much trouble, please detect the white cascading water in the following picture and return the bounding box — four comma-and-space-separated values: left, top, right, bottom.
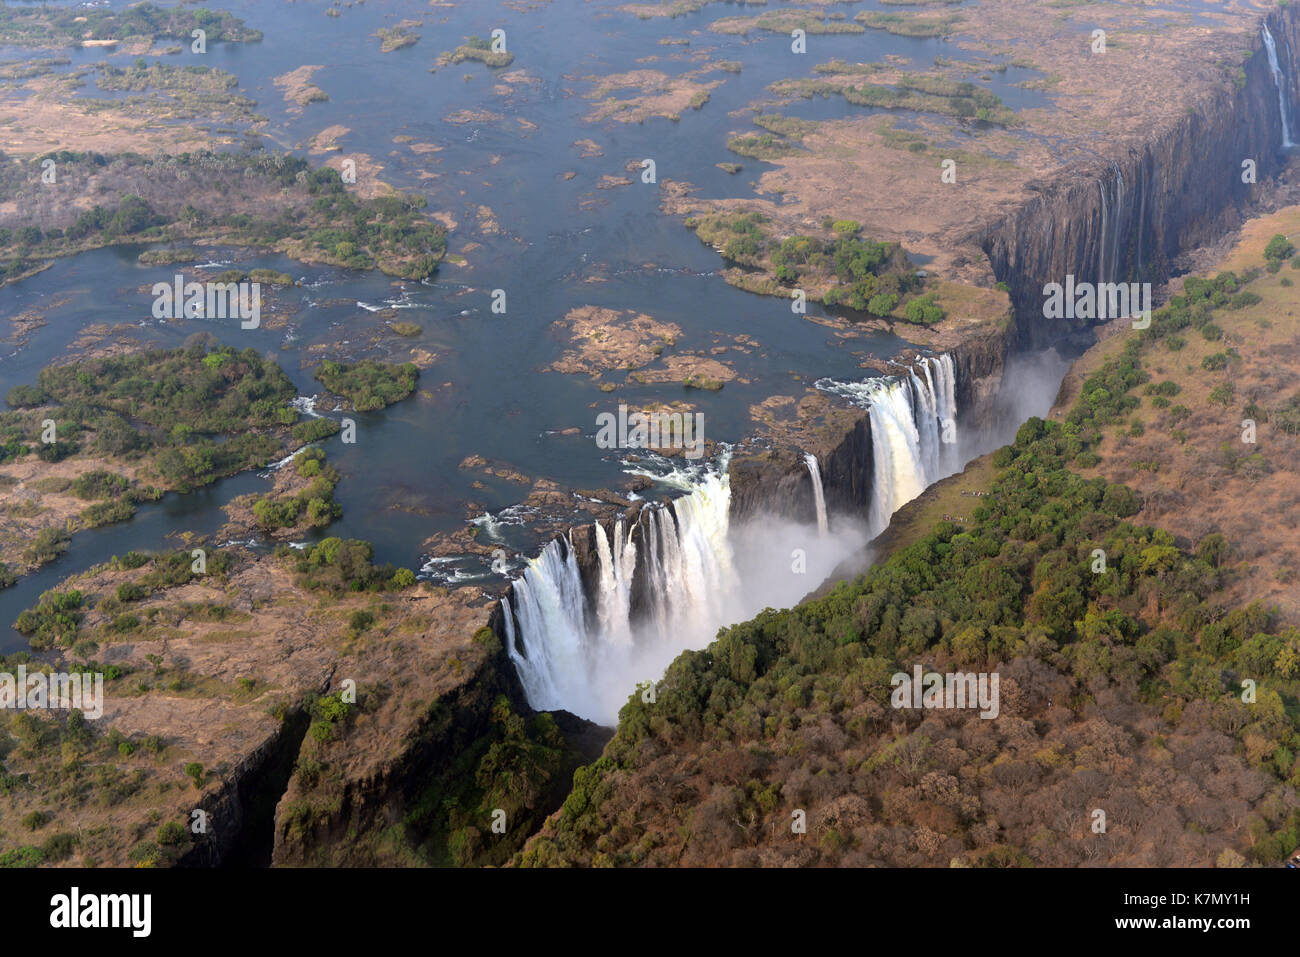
1098, 178, 1109, 284
592, 520, 637, 650
1096, 164, 1125, 283
1112, 164, 1124, 282
505, 355, 960, 724
816, 354, 960, 537
503, 463, 739, 723
803, 452, 829, 535
1263, 24, 1296, 148
502, 532, 589, 711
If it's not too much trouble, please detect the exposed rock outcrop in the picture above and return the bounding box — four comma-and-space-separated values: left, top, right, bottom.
981, 7, 1300, 348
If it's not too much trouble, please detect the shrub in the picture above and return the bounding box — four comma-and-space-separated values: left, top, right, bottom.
903, 294, 945, 325
1264, 233, 1295, 262
867, 292, 899, 316
80, 499, 137, 528
6, 384, 46, 407
21, 810, 51, 831
15, 589, 83, 649
126, 842, 164, 867
71, 469, 130, 500
156, 821, 188, 846
0, 846, 44, 868
40, 833, 76, 861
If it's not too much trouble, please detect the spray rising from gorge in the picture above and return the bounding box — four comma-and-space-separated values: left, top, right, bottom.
501, 355, 975, 724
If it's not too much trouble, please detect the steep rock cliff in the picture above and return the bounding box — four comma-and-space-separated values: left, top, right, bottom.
982, 6, 1300, 348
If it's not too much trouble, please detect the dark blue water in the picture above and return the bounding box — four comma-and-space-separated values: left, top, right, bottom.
0, 0, 1052, 649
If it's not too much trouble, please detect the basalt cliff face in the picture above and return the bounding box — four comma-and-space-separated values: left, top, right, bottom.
732, 6, 1300, 527
728, 328, 1009, 527
982, 7, 1300, 349
269, 605, 607, 867
484, 6, 1300, 859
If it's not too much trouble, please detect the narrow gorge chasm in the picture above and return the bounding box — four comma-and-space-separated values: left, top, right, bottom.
494, 3, 1300, 735
10, 0, 1300, 888
497, 351, 1067, 726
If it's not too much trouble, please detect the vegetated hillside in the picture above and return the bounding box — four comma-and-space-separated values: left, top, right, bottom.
1052, 209, 1300, 624
517, 272, 1300, 869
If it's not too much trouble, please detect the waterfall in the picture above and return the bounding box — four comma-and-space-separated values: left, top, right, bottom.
1110, 163, 1124, 283
1135, 159, 1146, 279
803, 452, 829, 535
1097, 179, 1109, 283
504, 356, 962, 723
1096, 163, 1126, 283
816, 354, 960, 537
502, 462, 739, 723
503, 535, 589, 711
1263, 23, 1296, 148
592, 520, 636, 649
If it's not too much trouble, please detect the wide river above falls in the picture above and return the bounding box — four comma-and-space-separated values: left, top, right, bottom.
0, 0, 1056, 652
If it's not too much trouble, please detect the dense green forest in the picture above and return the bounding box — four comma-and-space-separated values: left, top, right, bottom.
517, 266, 1300, 868
404, 681, 586, 866
312, 360, 419, 412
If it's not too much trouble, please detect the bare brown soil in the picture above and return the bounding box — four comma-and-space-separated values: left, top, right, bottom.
0, 552, 493, 867
1056, 205, 1300, 624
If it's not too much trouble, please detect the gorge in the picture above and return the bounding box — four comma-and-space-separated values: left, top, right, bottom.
501, 351, 1056, 724
2, 0, 1300, 871
496, 2, 1300, 730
